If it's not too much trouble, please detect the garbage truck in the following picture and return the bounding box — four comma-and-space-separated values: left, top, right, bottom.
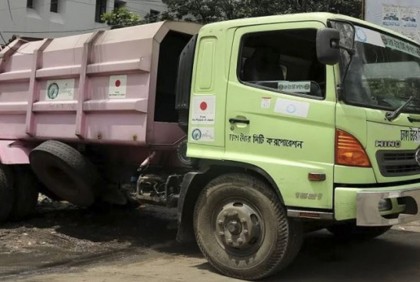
1, 12, 420, 280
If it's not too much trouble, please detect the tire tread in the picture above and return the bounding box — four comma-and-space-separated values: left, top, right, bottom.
194, 173, 302, 280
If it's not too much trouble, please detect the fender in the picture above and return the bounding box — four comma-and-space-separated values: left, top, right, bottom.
0, 140, 31, 164
176, 161, 284, 243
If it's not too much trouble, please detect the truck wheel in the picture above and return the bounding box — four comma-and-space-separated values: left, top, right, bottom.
194, 173, 303, 280
0, 164, 14, 222
327, 223, 391, 240
29, 140, 98, 207
10, 166, 40, 220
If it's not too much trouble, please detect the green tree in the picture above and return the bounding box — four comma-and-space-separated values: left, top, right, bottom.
101, 7, 141, 28
161, 0, 363, 24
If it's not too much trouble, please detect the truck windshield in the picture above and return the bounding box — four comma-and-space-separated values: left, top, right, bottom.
339, 25, 420, 114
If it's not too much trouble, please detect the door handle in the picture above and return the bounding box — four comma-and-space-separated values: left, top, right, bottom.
229, 118, 250, 125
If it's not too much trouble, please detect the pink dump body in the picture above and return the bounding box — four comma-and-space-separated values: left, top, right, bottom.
0, 22, 200, 147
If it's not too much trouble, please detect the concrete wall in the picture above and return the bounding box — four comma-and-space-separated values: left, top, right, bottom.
0, 0, 166, 42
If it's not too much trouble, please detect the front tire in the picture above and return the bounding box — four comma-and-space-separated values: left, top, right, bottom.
194, 173, 303, 280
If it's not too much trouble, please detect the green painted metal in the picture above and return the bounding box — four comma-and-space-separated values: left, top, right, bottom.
186, 12, 420, 222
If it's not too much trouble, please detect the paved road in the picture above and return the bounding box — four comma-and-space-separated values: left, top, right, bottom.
1, 204, 419, 281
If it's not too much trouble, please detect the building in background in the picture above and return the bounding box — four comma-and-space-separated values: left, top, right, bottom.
364, 0, 420, 42
0, 0, 166, 42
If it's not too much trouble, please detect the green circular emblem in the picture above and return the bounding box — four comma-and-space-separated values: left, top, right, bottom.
192, 128, 202, 141
47, 83, 59, 100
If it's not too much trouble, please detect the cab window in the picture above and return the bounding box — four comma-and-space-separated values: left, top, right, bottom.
238, 29, 326, 98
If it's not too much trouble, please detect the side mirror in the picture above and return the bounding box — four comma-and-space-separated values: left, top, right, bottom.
316, 28, 341, 65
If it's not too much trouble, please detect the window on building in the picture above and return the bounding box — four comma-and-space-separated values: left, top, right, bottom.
114, 0, 126, 9
238, 29, 326, 98
27, 0, 34, 9
95, 0, 108, 23
50, 0, 59, 13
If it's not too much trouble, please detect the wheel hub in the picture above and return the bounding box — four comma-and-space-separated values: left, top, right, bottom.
216, 202, 261, 249
226, 220, 242, 235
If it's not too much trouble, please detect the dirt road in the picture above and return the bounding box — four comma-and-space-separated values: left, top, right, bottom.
1, 200, 420, 282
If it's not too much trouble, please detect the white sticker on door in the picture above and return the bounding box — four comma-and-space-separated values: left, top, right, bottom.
274, 98, 310, 118
191, 95, 216, 125
261, 97, 271, 109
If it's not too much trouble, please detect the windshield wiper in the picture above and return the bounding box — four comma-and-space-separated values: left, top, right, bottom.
385, 96, 414, 122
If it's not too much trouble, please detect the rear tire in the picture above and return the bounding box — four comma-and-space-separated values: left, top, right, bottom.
30, 140, 99, 206
10, 165, 40, 220
194, 173, 303, 280
327, 222, 391, 240
0, 164, 14, 222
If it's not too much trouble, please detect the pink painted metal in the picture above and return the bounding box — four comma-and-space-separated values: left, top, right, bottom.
0, 21, 200, 157
0, 140, 30, 164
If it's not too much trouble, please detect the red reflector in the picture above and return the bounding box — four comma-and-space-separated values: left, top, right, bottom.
299, 212, 321, 219
308, 173, 326, 181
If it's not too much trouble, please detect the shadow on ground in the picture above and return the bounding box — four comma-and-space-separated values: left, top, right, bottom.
270, 230, 420, 281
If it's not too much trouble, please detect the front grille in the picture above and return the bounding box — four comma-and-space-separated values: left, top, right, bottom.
376, 150, 420, 177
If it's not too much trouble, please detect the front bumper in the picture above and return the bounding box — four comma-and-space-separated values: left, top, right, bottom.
335, 184, 420, 226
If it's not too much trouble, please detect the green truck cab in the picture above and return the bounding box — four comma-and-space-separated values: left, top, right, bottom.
176, 12, 420, 279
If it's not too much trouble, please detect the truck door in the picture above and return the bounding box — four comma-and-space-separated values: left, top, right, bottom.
225, 22, 337, 210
